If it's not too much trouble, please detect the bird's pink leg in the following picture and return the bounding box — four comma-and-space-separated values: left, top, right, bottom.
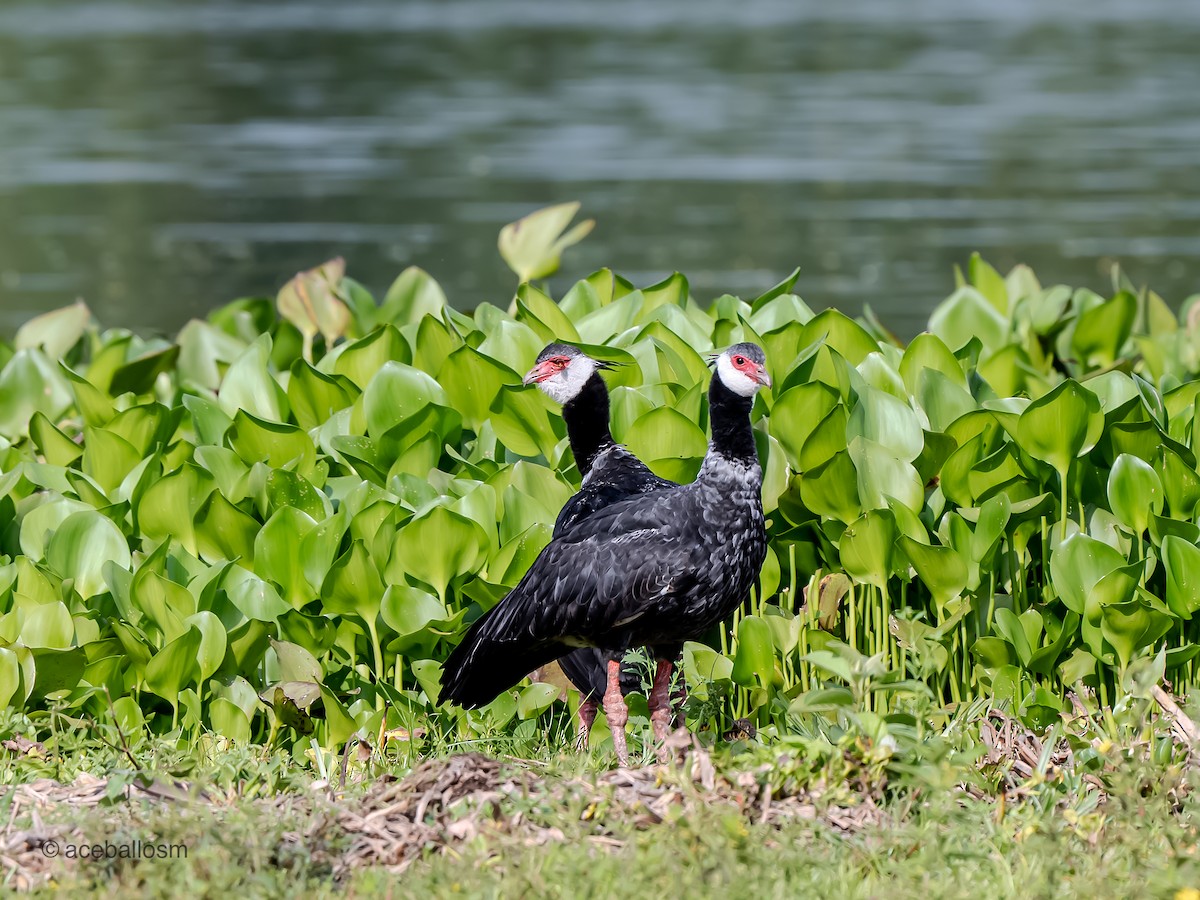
575, 698, 598, 751
602, 659, 630, 767
648, 658, 675, 762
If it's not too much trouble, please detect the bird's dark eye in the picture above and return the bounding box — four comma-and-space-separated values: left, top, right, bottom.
733, 356, 746, 366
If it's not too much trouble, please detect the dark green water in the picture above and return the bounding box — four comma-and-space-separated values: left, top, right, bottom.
2, 1, 1199, 338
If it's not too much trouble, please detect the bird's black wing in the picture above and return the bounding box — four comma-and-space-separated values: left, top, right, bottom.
553, 446, 676, 535
440, 490, 701, 708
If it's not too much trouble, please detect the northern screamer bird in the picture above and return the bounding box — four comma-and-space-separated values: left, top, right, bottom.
520, 343, 678, 750
440, 343, 770, 765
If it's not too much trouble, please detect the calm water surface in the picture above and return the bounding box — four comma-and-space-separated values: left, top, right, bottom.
1, 0, 1198, 337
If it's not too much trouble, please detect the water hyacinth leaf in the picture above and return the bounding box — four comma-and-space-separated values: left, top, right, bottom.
1072, 291, 1136, 369
287, 361, 357, 431
137, 463, 216, 555
218, 334, 287, 422
0, 648, 21, 709
144, 626, 202, 707
1049, 534, 1130, 616
490, 385, 560, 460
300, 509, 347, 596
194, 491, 259, 567
106, 403, 173, 457
15, 301, 91, 358
731, 615, 776, 688
515, 282, 581, 343
176, 320, 248, 392
28, 412, 83, 467
498, 201, 595, 282
228, 411, 317, 476
110, 344, 180, 396
1158, 445, 1200, 519
208, 698, 252, 742
182, 394, 233, 446
412, 659, 442, 704
27, 647, 85, 700
254, 507, 317, 608
929, 286, 1008, 353
20, 496, 92, 560
848, 437, 923, 513
266, 469, 326, 521
847, 387, 923, 462
899, 332, 967, 393
276, 258, 351, 357
1120, 645, 1167, 700
81, 427, 140, 495
225, 568, 291, 622
993, 608, 1034, 666
1020, 686, 1066, 731
798, 309, 879, 365
185, 611, 227, 681
0, 350, 75, 439
1017, 380, 1103, 478
516, 683, 560, 720
682, 641, 734, 695
916, 369, 977, 433
800, 450, 861, 524
799, 404, 849, 471
363, 361, 450, 439
377, 266, 447, 326
964, 253, 1007, 312
321, 540, 385, 623
477, 319, 546, 378
1163, 536, 1200, 619
1107, 454, 1163, 535
388, 507, 488, 601
1100, 590, 1174, 671
769, 382, 840, 468
972, 636, 1015, 669
19, 602, 74, 650
325, 325, 407, 388
623, 406, 708, 473
381, 584, 446, 642
132, 569, 194, 641
46, 509, 131, 599
839, 510, 896, 590
270, 639, 323, 684
897, 537, 968, 611
439, 345, 516, 430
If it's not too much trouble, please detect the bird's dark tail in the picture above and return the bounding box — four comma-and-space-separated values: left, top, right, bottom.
439, 603, 573, 709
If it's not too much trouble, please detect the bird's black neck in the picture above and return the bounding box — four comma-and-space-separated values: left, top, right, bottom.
706, 375, 759, 467
562, 372, 615, 477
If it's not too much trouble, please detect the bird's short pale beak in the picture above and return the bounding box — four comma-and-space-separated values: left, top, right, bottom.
522, 361, 555, 386
754, 365, 772, 388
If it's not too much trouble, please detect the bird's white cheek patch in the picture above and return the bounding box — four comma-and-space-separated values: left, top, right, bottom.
716, 354, 759, 398
538, 357, 597, 405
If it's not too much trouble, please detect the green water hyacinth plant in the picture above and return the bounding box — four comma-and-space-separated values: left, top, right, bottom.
2, 214, 1200, 757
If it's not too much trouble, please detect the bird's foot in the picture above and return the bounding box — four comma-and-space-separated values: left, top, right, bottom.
647, 658, 675, 763
603, 659, 630, 767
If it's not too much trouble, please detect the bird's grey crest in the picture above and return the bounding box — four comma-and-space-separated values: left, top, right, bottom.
707, 342, 765, 368
534, 343, 618, 370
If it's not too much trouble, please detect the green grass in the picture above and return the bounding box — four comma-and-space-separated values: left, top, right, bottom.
2, 703, 1198, 899
6, 751, 1198, 899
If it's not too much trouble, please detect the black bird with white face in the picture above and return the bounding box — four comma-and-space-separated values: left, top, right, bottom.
522, 343, 678, 750
441, 342, 771, 766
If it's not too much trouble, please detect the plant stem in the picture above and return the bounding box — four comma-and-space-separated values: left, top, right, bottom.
1060, 468, 1070, 541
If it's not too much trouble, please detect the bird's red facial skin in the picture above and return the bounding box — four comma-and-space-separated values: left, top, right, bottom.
731, 355, 771, 387
522, 356, 571, 385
